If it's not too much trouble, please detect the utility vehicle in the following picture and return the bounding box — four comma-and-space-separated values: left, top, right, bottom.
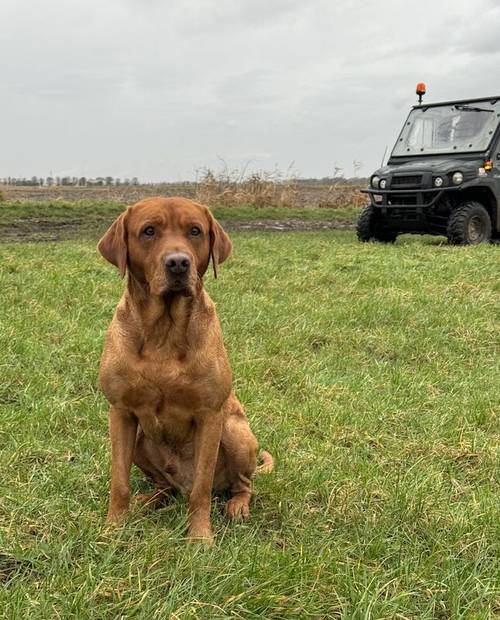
358, 84, 500, 244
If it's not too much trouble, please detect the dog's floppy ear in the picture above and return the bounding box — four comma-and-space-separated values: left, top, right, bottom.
207, 209, 232, 278
97, 210, 128, 277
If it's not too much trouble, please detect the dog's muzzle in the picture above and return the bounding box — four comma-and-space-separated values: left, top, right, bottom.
164, 252, 192, 291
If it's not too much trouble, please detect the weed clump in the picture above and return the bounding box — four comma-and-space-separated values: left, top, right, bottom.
194, 166, 366, 209
194, 166, 300, 208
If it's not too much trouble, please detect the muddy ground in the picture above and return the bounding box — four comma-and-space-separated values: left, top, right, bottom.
0, 217, 354, 243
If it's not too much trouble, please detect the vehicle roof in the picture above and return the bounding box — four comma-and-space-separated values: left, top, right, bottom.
412, 96, 500, 109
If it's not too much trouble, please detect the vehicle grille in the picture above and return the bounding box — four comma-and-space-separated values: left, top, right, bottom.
392, 175, 423, 186
387, 208, 419, 220
387, 194, 418, 206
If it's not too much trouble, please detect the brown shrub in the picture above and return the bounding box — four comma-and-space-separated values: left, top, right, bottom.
194, 166, 366, 209
315, 184, 366, 209
194, 167, 300, 208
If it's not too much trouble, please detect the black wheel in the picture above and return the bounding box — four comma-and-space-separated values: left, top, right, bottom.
356, 205, 397, 243
447, 201, 492, 245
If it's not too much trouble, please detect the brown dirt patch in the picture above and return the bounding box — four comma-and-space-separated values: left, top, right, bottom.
0, 217, 353, 243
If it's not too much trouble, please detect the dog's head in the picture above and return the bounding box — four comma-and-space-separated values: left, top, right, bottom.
97, 197, 232, 296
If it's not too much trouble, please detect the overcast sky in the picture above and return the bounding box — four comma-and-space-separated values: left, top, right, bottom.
1, 0, 499, 181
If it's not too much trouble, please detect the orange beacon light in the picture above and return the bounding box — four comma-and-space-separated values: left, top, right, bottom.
416, 82, 427, 104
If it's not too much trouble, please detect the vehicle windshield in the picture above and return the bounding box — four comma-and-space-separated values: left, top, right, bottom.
392, 99, 500, 156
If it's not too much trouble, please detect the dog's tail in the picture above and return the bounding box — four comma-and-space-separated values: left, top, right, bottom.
255, 450, 274, 474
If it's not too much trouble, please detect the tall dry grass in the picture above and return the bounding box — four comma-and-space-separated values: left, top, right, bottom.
194, 167, 366, 209
194, 167, 300, 208
315, 184, 366, 209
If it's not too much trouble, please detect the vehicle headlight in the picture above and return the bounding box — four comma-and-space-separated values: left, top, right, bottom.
371, 175, 380, 188
379, 179, 387, 189
452, 171, 464, 185
434, 176, 443, 187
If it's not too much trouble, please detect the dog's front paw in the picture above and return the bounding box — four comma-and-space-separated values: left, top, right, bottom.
105, 507, 128, 525
187, 523, 214, 545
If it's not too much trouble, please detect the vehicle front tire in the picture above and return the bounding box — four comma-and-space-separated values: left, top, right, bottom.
447, 201, 492, 245
356, 205, 397, 243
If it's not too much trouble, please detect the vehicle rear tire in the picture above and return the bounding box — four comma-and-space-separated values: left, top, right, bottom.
447, 201, 492, 245
356, 205, 397, 243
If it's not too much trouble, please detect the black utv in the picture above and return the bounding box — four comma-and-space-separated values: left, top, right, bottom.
358, 93, 500, 244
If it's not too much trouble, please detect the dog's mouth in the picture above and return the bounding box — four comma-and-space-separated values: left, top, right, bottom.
162, 274, 195, 296
170, 279, 190, 293
150, 268, 196, 298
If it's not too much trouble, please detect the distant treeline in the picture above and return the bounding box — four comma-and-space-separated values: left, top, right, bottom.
1, 176, 140, 187
1, 175, 368, 188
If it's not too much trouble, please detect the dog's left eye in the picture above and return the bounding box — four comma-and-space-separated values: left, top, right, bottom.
190, 226, 201, 236
143, 226, 155, 237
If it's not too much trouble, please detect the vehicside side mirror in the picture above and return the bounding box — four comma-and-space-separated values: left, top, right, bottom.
497, 153, 500, 160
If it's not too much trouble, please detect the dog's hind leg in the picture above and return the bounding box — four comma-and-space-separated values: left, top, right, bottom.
221, 404, 259, 520
225, 474, 253, 519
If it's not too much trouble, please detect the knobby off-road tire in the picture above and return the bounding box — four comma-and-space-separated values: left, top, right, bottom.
446, 201, 492, 245
356, 205, 397, 243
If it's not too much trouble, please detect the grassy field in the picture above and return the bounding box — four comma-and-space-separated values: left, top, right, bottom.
0, 232, 498, 618
0, 201, 359, 224
1, 181, 366, 212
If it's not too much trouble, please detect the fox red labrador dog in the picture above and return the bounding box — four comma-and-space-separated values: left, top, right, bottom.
97, 196, 273, 542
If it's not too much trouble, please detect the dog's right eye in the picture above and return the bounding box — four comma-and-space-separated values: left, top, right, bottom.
142, 226, 155, 237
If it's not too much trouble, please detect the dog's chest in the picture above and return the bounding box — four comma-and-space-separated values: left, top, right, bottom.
130, 356, 220, 444
134, 353, 212, 404
101, 316, 231, 444
124, 345, 220, 399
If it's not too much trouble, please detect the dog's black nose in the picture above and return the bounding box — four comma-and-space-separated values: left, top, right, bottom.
165, 253, 191, 275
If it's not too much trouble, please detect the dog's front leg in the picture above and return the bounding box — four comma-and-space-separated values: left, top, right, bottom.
107, 405, 138, 522
188, 410, 224, 543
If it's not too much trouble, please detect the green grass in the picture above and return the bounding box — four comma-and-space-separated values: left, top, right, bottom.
0, 232, 498, 618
